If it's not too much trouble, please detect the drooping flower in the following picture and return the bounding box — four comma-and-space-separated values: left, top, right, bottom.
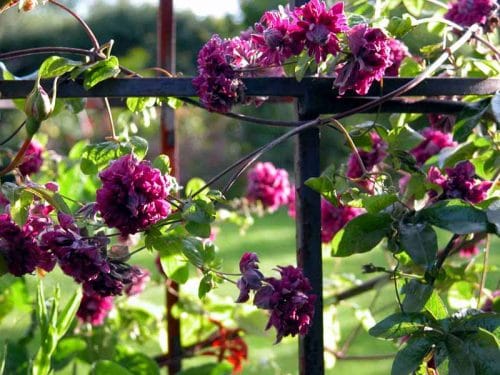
254, 266, 316, 343
385, 38, 410, 76
444, 0, 497, 28
236, 252, 264, 303
246, 162, 292, 213
291, 0, 348, 62
96, 154, 171, 236
427, 160, 492, 203
84, 262, 141, 297
77, 289, 114, 326
320, 199, 364, 243
0, 213, 55, 276
410, 128, 457, 165
335, 24, 393, 95
124, 267, 150, 296
193, 34, 245, 112
346, 132, 388, 192
18, 140, 43, 176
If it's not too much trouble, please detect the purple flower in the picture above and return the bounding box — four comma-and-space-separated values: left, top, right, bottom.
193, 35, 245, 113
445, 0, 497, 28
77, 290, 114, 326
410, 128, 457, 165
427, 161, 492, 203
335, 24, 393, 95
346, 132, 388, 192
254, 266, 316, 343
290, 0, 348, 63
19, 140, 43, 176
85, 262, 141, 297
385, 38, 410, 76
96, 155, 171, 236
125, 266, 150, 296
0, 213, 55, 276
236, 252, 264, 303
321, 199, 364, 243
481, 290, 500, 312
459, 245, 480, 258
246, 162, 292, 213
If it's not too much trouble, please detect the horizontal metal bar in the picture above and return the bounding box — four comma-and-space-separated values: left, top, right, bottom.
0, 77, 498, 100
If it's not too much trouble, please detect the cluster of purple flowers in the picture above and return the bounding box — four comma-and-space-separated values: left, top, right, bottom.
410, 128, 457, 165
194, 1, 407, 112
96, 154, 172, 237
427, 160, 492, 203
235, 252, 316, 343
246, 162, 292, 213
346, 132, 388, 193
445, 0, 498, 30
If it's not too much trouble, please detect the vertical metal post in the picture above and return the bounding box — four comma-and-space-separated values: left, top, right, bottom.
158, 1, 181, 374
290, 1, 324, 374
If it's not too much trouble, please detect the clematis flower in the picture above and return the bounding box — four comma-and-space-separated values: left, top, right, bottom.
410, 128, 457, 165
290, 0, 348, 62
18, 140, 43, 176
385, 38, 410, 76
445, 0, 497, 28
96, 154, 171, 236
77, 290, 114, 326
236, 252, 264, 303
246, 162, 292, 213
335, 24, 393, 95
427, 160, 492, 203
84, 262, 142, 297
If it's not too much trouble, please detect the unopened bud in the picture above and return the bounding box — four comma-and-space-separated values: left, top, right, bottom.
24, 83, 53, 122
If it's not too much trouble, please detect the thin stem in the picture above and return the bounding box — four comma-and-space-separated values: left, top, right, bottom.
103, 98, 117, 140
0, 136, 32, 176
325, 275, 390, 305
435, 234, 461, 272
128, 246, 147, 258
477, 235, 490, 309
0, 120, 26, 146
48, 0, 101, 52
330, 119, 368, 176
0, 47, 95, 61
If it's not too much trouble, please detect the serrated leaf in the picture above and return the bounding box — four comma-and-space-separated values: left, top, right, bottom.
38, 56, 81, 79
369, 313, 429, 339
418, 200, 490, 234
185, 221, 211, 237
83, 56, 120, 89
392, 335, 434, 375
399, 222, 438, 268
331, 213, 392, 257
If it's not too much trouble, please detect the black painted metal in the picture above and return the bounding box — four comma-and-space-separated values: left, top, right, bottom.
0, 77, 498, 99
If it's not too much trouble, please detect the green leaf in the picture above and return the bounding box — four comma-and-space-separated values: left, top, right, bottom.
83, 56, 120, 90
159, 255, 189, 284
38, 56, 81, 79
392, 335, 434, 375
453, 99, 490, 142
116, 352, 160, 375
305, 176, 336, 204
295, 50, 313, 82
91, 360, 133, 375
331, 213, 392, 257
185, 221, 211, 238
23, 185, 72, 215
126, 97, 156, 113
463, 328, 500, 375
404, 173, 428, 200
399, 57, 423, 77
185, 178, 207, 197
10, 190, 32, 226
424, 291, 448, 320
399, 222, 438, 268
369, 313, 429, 339
177, 362, 233, 375
402, 280, 434, 313
486, 200, 500, 234
198, 273, 213, 299
418, 200, 490, 234
362, 194, 398, 214
387, 125, 424, 150
56, 287, 82, 337
445, 335, 475, 375
146, 227, 185, 256
451, 313, 500, 335
153, 155, 171, 175
52, 338, 87, 371
129, 136, 148, 159
402, 0, 424, 15
181, 238, 204, 268
387, 15, 413, 37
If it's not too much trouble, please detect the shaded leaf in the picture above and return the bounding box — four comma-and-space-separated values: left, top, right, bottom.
445, 335, 475, 375
369, 313, 429, 339
392, 335, 434, 375
453, 99, 490, 142
402, 280, 434, 313
91, 360, 133, 375
399, 222, 438, 268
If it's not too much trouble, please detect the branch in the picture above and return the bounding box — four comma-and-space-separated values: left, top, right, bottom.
0, 47, 95, 61
325, 275, 391, 305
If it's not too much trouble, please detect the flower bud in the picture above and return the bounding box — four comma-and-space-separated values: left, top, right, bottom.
24, 83, 53, 122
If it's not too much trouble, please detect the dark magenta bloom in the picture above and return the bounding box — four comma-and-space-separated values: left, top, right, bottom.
335, 24, 393, 95
0, 213, 54, 276
445, 0, 497, 28
291, 0, 348, 62
77, 289, 114, 326
346, 132, 388, 192
385, 38, 409, 76
96, 154, 171, 236
427, 161, 492, 203
254, 266, 316, 343
459, 245, 480, 258
410, 128, 457, 165
246, 162, 292, 213
193, 34, 245, 112
85, 261, 141, 297
124, 266, 150, 296
321, 199, 364, 243
19, 140, 43, 176
236, 252, 264, 303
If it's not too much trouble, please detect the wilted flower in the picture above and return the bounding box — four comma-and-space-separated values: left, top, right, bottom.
254, 266, 316, 343
96, 154, 171, 236
444, 0, 497, 28
335, 24, 393, 95
77, 290, 114, 326
193, 35, 244, 112
236, 252, 264, 303
410, 128, 457, 165
321, 199, 364, 243
427, 160, 492, 203
18, 140, 43, 176
246, 162, 292, 213
291, 0, 348, 62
